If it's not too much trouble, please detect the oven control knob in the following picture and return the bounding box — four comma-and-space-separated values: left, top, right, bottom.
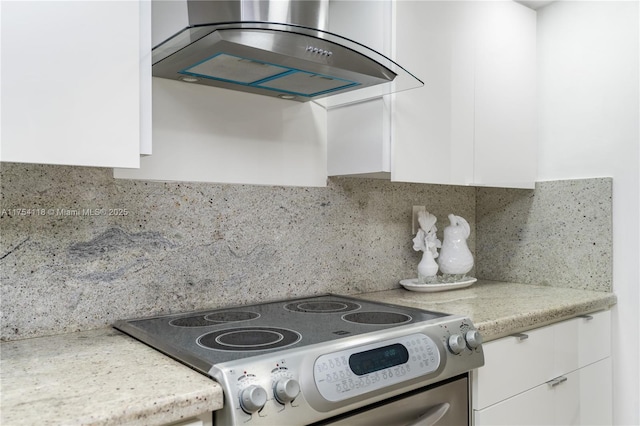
274, 378, 300, 404
448, 334, 466, 354
465, 330, 483, 349
240, 385, 267, 414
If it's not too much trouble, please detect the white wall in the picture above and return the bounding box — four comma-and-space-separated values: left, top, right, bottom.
114, 78, 328, 187
114, 0, 327, 187
537, 2, 639, 424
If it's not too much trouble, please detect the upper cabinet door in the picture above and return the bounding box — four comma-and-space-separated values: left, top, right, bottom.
0, 1, 151, 168
327, 0, 393, 178
394, 0, 537, 188
473, 1, 537, 188
391, 1, 476, 185
329, 0, 537, 189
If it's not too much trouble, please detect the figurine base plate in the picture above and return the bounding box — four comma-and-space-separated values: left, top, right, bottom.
399, 277, 477, 293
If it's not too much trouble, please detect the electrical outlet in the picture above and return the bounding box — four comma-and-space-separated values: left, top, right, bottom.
412, 206, 426, 234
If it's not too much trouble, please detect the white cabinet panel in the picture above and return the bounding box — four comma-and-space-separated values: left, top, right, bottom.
392, 0, 475, 185
327, 1, 537, 189
554, 310, 611, 376
326, 0, 393, 179
329, 0, 391, 54
473, 312, 612, 426
474, 383, 555, 426
472, 325, 555, 410
552, 316, 580, 377
473, 0, 537, 188
572, 357, 612, 425
328, 98, 390, 177
577, 310, 611, 366
476, 358, 612, 426
1, 1, 150, 168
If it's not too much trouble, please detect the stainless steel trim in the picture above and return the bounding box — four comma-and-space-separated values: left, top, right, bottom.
315, 376, 468, 426
547, 376, 568, 387
209, 315, 483, 425
151, 0, 423, 106
113, 320, 213, 375
186, 0, 329, 30
405, 402, 450, 426
510, 332, 529, 341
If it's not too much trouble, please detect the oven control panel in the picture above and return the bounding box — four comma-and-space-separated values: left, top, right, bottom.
313, 333, 440, 402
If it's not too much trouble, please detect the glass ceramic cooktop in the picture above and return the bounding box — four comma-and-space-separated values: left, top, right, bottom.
115, 294, 448, 366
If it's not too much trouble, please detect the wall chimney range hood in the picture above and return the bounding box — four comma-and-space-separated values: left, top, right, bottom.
152, 0, 423, 108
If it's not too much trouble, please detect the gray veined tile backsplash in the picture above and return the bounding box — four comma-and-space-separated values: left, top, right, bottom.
0, 163, 611, 341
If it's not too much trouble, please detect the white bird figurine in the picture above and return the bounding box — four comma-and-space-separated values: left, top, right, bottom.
412, 210, 441, 279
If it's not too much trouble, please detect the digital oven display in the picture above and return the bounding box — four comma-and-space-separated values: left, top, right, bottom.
349, 343, 409, 376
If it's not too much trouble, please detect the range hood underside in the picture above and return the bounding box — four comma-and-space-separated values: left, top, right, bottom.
152, 26, 397, 102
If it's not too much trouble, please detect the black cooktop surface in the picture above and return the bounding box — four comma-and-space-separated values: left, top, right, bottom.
114, 294, 448, 366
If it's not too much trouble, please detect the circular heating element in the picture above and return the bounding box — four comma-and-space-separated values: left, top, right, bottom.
205, 311, 260, 323
169, 311, 259, 327
198, 327, 301, 351
342, 311, 412, 325
284, 300, 361, 313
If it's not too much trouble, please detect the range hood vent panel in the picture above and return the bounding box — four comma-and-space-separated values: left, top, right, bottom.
152, 1, 423, 107
180, 53, 360, 98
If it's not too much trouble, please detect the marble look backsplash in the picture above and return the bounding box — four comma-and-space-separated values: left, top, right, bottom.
476, 178, 612, 291
0, 163, 475, 341
0, 164, 612, 341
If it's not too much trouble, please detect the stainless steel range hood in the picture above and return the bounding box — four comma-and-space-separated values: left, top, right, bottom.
152, 0, 423, 108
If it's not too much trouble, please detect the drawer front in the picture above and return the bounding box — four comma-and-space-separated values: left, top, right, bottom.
572, 357, 612, 425
474, 358, 612, 426
472, 325, 555, 409
578, 310, 611, 366
554, 310, 611, 375
474, 382, 555, 426
553, 357, 612, 426
473, 310, 611, 411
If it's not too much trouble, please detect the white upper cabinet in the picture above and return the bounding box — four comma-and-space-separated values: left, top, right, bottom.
0, 1, 151, 168
327, 0, 394, 178
472, 1, 537, 188
328, 0, 537, 189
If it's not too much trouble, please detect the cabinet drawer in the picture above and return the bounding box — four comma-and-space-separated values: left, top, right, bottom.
474, 382, 555, 426
566, 357, 611, 425
554, 310, 611, 375
474, 357, 612, 426
578, 310, 611, 366
473, 311, 612, 411
472, 324, 555, 409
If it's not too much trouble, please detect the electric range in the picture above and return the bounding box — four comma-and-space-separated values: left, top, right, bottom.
115, 294, 484, 425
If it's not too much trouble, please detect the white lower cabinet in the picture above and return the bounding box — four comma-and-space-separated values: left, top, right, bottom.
472, 311, 612, 426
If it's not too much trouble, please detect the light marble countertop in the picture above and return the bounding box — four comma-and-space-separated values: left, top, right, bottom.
0, 280, 616, 425
0, 328, 223, 426
356, 279, 617, 341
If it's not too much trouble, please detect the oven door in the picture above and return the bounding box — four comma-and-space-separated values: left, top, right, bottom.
312, 375, 469, 426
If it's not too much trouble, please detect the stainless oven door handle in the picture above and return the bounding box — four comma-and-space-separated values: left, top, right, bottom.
405, 402, 451, 426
